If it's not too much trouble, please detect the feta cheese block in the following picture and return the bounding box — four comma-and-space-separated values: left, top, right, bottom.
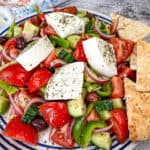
45, 62, 84, 100
83, 37, 117, 77
45, 12, 85, 38
16, 36, 54, 71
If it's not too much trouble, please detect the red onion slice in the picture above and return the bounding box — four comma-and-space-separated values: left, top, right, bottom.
94, 123, 113, 133
2, 48, 13, 61
8, 94, 23, 115
111, 18, 119, 34
24, 97, 45, 113
31, 36, 40, 41
94, 19, 116, 39
40, 28, 44, 37
50, 59, 67, 67
67, 119, 74, 139
85, 64, 109, 84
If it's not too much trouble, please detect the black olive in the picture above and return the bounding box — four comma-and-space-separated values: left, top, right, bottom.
0, 37, 8, 45
16, 37, 26, 50
31, 116, 48, 131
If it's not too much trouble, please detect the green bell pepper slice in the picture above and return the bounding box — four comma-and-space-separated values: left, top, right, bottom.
0, 96, 10, 115
96, 81, 112, 97
73, 117, 85, 145
49, 35, 69, 48
80, 121, 107, 147
6, 21, 15, 38
0, 80, 18, 95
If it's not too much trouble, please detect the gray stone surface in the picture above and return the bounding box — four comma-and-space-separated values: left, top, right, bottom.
60, 0, 150, 150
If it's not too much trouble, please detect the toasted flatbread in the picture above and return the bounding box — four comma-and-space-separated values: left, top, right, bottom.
111, 13, 150, 42
124, 78, 150, 141
130, 46, 137, 70
136, 40, 150, 92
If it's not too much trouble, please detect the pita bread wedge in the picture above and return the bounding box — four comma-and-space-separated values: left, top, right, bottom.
130, 47, 137, 70
136, 40, 150, 92
124, 78, 150, 141
111, 13, 150, 42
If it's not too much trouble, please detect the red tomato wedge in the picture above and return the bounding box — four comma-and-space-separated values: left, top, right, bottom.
51, 122, 74, 149
28, 68, 52, 92
43, 51, 56, 67
0, 64, 32, 87
118, 63, 136, 81
43, 25, 57, 36
38, 13, 47, 25
29, 16, 41, 26
53, 6, 78, 14
110, 109, 128, 143
73, 41, 87, 62
40, 102, 71, 128
108, 38, 134, 64
4, 38, 17, 49
111, 76, 124, 98
3, 116, 38, 144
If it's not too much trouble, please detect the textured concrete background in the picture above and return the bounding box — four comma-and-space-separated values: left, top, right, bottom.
61, 0, 150, 149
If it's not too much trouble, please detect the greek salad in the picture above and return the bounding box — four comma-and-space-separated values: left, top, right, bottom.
0, 6, 136, 150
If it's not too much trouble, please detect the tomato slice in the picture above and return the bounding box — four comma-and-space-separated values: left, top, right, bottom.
73, 41, 87, 62
118, 63, 136, 81
86, 109, 100, 122
0, 64, 32, 87
43, 25, 57, 36
53, 6, 78, 14
9, 48, 20, 59
28, 68, 52, 92
3, 116, 38, 144
51, 122, 74, 148
29, 16, 41, 26
111, 76, 124, 98
40, 102, 71, 128
38, 13, 47, 25
4, 38, 17, 49
108, 38, 135, 64
110, 109, 128, 143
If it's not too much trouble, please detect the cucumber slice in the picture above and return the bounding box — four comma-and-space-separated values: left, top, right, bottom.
0, 45, 3, 51
82, 17, 90, 24
111, 98, 124, 109
77, 10, 87, 17
67, 96, 85, 117
67, 35, 80, 49
100, 110, 111, 121
14, 26, 22, 37
84, 73, 94, 83
91, 132, 112, 150
0, 96, 10, 115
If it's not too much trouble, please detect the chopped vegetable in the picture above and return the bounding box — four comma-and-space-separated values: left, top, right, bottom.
0, 96, 10, 115
7, 21, 15, 38
94, 100, 113, 113
80, 121, 107, 147
67, 35, 80, 49
50, 35, 70, 48
77, 10, 87, 17
0, 80, 18, 95
111, 98, 124, 109
22, 105, 39, 124
86, 103, 95, 116
3, 115, 38, 144
73, 117, 85, 145
96, 81, 112, 97
99, 110, 111, 120
85, 17, 95, 33
67, 96, 85, 117
91, 132, 112, 150
56, 49, 75, 63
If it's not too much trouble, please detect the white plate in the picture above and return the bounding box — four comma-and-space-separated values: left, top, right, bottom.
0, 9, 136, 150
